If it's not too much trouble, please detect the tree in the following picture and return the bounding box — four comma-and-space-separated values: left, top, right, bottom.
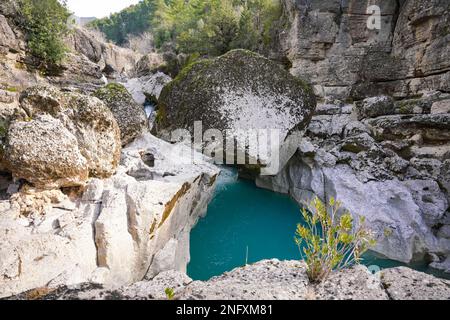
90, 0, 157, 45
20, 0, 71, 66
153, 0, 282, 56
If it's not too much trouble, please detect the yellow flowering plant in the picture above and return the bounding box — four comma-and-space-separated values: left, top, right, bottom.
295, 197, 376, 283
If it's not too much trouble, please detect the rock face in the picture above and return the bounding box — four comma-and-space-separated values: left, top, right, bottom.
257, 92, 450, 265
280, 0, 450, 100
0, 133, 219, 298
2, 85, 121, 188
65, 27, 140, 78
157, 49, 316, 174
8, 260, 450, 300
94, 83, 148, 146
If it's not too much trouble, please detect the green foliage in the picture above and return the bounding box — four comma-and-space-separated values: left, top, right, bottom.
89, 0, 157, 45
154, 0, 282, 56
295, 197, 376, 283
165, 287, 175, 300
89, 0, 281, 57
20, 0, 71, 65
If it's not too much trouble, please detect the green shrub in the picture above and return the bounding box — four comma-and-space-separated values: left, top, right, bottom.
20, 0, 71, 65
165, 287, 175, 300
295, 197, 376, 283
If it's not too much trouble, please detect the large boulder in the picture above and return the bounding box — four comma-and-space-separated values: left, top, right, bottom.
357, 96, 396, 120
5, 115, 88, 189
94, 83, 148, 146
157, 49, 316, 174
381, 267, 450, 300
2, 85, 121, 188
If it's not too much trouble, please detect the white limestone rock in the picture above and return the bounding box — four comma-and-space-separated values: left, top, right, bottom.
0, 133, 219, 298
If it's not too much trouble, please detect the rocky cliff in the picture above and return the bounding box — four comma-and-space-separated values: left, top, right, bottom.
279, 0, 450, 100
256, 0, 450, 272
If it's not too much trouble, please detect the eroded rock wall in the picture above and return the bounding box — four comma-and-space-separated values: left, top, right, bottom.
257, 93, 450, 269
280, 0, 450, 100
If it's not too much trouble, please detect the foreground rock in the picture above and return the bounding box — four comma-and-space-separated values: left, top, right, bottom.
5, 115, 88, 189
8, 260, 450, 300
94, 83, 148, 146
381, 267, 450, 300
0, 133, 218, 298
157, 49, 316, 175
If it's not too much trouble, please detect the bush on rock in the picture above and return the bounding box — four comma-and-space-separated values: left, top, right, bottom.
295, 197, 376, 283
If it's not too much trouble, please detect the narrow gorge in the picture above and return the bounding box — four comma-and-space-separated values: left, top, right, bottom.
0, 0, 449, 301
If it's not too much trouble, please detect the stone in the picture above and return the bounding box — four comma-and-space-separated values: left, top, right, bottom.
18, 85, 122, 179
0, 89, 16, 103
179, 260, 310, 300
157, 49, 316, 174
141, 72, 172, 103
431, 100, 450, 114
410, 158, 442, 179
396, 98, 432, 115
403, 180, 448, 226
430, 257, 450, 273
381, 267, 450, 300
258, 160, 441, 263
437, 225, 450, 239
357, 96, 396, 120
65, 27, 103, 64
4, 115, 89, 189
341, 133, 375, 153
8, 260, 449, 300
314, 265, 388, 300
100, 43, 139, 77
280, 0, 450, 100
94, 83, 148, 146
367, 114, 450, 142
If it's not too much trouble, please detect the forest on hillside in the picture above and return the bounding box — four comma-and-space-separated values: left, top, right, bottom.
89, 0, 283, 57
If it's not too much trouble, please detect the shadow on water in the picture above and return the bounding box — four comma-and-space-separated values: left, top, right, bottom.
188, 167, 450, 281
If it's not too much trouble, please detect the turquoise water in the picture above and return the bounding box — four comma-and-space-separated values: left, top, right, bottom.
188, 168, 450, 281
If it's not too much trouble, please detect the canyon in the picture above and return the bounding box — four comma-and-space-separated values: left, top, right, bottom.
0, 0, 449, 300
